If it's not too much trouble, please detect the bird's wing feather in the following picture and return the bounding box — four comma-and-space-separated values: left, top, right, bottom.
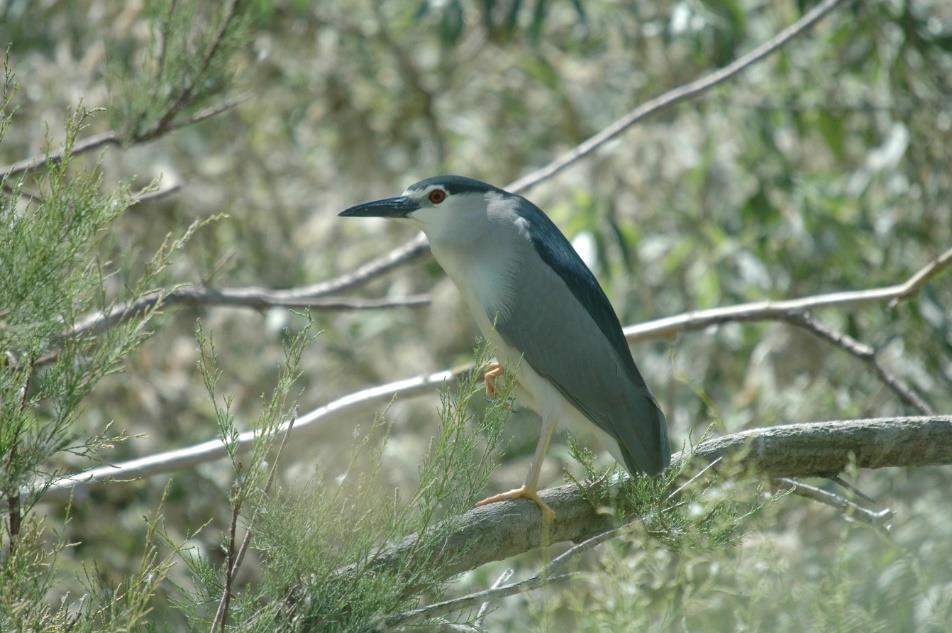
493, 200, 670, 475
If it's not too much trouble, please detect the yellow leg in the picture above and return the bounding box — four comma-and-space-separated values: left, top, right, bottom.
483, 360, 504, 398
476, 417, 558, 521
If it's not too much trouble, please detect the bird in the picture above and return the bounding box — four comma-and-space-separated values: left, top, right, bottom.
339, 175, 670, 520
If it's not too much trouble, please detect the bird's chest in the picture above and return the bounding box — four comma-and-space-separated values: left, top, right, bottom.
430, 240, 522, 363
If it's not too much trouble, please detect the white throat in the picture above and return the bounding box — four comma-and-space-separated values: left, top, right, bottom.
411, 192, 524, 323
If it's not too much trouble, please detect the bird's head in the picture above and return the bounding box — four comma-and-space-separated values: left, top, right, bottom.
339, 175, 503, 242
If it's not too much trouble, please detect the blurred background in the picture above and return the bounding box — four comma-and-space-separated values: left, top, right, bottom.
1, 0, 951, 629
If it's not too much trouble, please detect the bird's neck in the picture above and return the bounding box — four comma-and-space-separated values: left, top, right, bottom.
428, 231, 520, 326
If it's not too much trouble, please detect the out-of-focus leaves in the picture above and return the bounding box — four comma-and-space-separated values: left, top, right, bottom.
2, 0, 950, 628
814, 110, 847, 162
529, 0, 549, 44
440, 0, 465, 46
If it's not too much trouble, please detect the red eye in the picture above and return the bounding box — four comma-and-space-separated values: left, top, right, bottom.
428, 189, 447, 204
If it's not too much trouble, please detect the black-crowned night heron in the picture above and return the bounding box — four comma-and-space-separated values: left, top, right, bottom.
340, 176, 670, 519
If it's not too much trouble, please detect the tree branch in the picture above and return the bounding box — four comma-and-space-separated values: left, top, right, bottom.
35, 252, 951, 501
66, 287, 431, 339
620, 247, 952, 342
316, 0, 849, 299
782, 312, 934, 415
387, 462, 900, 628
0, 94, 247, 180
39, 366, 461, 502
212, 410, 298, 632
773, 477, 893, 528
383, 521, 630, 629
505, 0, 848, 192
351, 415, 952, 590
140, 0, 243, 141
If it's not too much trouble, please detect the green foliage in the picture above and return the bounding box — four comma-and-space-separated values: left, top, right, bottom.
0, 101, 197, 632
107, 0, 257, 140
179, 344, 513, 631
0, 0, 950, 630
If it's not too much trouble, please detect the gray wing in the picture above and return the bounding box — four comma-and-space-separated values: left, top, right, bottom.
493, 204, 670, 475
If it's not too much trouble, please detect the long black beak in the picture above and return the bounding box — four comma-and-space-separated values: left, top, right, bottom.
338, 196, 419, 218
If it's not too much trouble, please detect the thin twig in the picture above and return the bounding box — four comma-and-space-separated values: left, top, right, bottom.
1, 181, 44, 203
36, 287, 428, 369
0, 130, 121, 179
5, 355, 33, 555
280, 233, 431, 301
211, 410, 299, 632
64, 288, 430, 340
383, 523, 629, 628
774, 477, 894, 529
506, 0, 848, 192
0, 95, 247, 179
143, 0, 242, 141
783, 312, 934, 415
316, 0, 849, 298
473, 569, 513, 629
217, 495, 241, 633
621, 247, 952, 343
666, 456, 723, 502
129, 182, 183, 206
34, 254, 952, 499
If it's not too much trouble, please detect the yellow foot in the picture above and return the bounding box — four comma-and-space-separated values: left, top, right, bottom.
475, 486, 555, 522
483, 361, 504, 398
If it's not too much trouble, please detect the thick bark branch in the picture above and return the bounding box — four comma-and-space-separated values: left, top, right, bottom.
357, 416, 952, 585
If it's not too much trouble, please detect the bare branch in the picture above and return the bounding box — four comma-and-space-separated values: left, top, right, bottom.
319, 0, 849, 297
621, 247, 952, 343
35, 254, 951, 500
506, 0, 848, 192
0, 95, 246, 180
66, 287, 431, 339
0, 130, 121, 179
773, 478, 894, 529
473, 569, 513, 629
281, 233, 431, 300
40, 366, 461, 502
783, 312, 934, 415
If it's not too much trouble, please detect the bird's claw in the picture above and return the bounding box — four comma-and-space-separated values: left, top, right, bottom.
483, 361, 504, 398
475, 485, 555, 522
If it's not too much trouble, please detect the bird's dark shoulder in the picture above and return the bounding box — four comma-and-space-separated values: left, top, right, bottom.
508, 196, 647, 387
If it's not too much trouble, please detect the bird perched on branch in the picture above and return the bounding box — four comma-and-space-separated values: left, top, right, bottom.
340, 176, 670, 519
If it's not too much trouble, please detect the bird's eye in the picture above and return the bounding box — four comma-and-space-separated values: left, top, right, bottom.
428, 189, 447, 204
